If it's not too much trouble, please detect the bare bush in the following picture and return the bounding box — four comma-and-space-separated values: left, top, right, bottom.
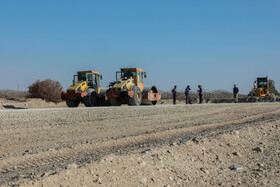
203, 90, 245, 100
268, 79, 280, 96
28, 79, 63, 103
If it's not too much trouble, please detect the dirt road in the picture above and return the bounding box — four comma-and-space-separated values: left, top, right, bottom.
1, 103, 280, 186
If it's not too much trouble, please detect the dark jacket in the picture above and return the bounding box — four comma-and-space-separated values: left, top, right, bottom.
233, 87, 239, 94
185, 88, 191, 95
172, 88, 177, 96
198, 88, 203, 95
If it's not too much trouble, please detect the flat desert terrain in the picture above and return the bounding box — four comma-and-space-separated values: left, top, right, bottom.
0, 103, 279, 186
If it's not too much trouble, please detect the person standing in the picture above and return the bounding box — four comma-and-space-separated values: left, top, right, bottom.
233, 84, 239, 103
171, 85, 177, 105
198, 85, 203, 104
185, 85, 192, 104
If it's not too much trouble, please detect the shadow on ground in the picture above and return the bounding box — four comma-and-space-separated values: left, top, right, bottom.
2, 105, 27, 109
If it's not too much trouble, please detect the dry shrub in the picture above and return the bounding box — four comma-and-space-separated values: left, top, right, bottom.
203, 90, 244, 100
268, 80, 279, 96
28, 79, 63, 103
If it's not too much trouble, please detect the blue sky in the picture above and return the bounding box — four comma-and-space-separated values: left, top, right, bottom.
0, 0, 279, 94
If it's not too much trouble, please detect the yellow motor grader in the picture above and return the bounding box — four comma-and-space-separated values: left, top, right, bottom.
61, 70, 107, 107
106, 68, 161, 106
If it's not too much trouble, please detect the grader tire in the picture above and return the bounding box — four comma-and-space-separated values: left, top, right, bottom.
66, 100, 80, 107
128, 86, 142, 106
84, 91, 98, 107
109, 98, 122, 106
84, 94, 93, 107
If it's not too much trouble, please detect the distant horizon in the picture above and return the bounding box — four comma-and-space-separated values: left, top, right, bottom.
0, 83, 272, 96
1, 68, 279, 95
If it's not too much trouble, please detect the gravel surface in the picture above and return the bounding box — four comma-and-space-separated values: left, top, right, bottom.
0, 103, 279, 186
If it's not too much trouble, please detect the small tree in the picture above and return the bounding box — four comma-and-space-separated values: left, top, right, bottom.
28, 79, 63, 103
268, 79, 280, 96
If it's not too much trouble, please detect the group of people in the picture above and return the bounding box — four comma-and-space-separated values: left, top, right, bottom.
171, 84, 239, 105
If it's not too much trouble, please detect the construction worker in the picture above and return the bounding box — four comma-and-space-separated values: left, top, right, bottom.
171, 85, 177, 105
233, 84, 239, 103
197, 85, 203, 104
185, 85, 192, 104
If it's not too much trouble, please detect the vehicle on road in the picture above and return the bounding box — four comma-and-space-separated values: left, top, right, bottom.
253, 77, 271, 97
61, 70, 107, 107
106, 68, 161, 106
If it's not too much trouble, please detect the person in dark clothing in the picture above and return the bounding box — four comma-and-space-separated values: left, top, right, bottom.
171, 85, 177, 105
233, 84, 239, 103
185, 85, 192, 104
198, 85, 203, 104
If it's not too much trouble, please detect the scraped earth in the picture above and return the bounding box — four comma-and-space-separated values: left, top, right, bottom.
0, 98, 66, 110
0, 103, 279, 186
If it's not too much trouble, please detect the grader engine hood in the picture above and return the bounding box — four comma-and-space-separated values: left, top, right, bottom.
62, 81, 89, 101
111, 78, 134, 91
67, 81, 87, 93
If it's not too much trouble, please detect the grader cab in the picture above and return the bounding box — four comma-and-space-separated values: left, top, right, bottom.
106, 68, 161, 106
254, 77, 271, 97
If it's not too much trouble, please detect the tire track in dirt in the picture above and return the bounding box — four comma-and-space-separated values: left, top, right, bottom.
1, 109, 280, 184
0, 105, 238, 155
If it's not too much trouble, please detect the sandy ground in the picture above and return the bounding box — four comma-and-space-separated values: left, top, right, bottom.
0, 102, 279, 186
0, 98, 66, 110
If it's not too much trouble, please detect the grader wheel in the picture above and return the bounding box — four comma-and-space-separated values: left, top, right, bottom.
66, 100, 80, 107
128, 86, 142, 106
84, 88, 100, 107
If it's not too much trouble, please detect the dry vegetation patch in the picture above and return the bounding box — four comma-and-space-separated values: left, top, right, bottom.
0, 90, 30, 101
28, 79, 63, 103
